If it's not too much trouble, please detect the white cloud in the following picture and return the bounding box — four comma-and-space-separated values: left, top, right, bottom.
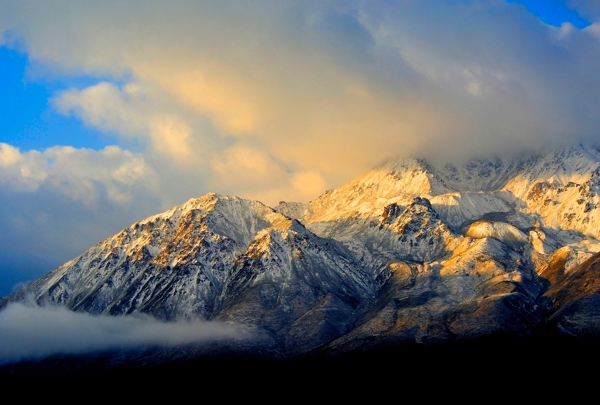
0, 303, 249, 365
52, 82, 198, 164
585, 21, 600, 35
52, 83, 147, 136
0, 144, 46, 191
0, 143, 155, 205
0, 143, 20, 167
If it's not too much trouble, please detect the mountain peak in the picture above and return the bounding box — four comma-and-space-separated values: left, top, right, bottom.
5, 144, 600, 366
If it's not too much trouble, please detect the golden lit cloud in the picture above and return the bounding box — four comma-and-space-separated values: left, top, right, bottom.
1, 0, 600, 269
291, 171, 328, 199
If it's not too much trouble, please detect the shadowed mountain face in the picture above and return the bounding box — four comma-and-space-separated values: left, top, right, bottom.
4, 144, 600, 361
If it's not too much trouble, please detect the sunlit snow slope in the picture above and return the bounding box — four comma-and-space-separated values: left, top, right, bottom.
4, 144, 600, 357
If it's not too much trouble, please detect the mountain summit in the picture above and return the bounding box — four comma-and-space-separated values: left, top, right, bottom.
4, 144, 600, 359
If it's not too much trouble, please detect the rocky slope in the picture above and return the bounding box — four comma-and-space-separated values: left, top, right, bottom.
3, 143, 600, 361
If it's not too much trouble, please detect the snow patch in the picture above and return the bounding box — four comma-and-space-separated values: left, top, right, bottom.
465, 220, 528, 243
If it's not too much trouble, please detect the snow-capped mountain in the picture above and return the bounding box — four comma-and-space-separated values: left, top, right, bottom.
4, 143, 600, 360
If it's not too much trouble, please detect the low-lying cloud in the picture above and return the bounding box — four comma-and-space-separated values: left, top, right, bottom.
0, 303, 250, 365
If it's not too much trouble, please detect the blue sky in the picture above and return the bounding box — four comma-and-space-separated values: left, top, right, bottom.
1, 0, 600, 297
0, 46, 135, 151
507, 0, 592, 28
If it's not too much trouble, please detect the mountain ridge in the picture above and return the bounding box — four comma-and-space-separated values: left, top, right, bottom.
3, 143, 600, 363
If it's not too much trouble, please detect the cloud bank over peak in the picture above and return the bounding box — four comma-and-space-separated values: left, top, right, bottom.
5, 1, 600, 175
